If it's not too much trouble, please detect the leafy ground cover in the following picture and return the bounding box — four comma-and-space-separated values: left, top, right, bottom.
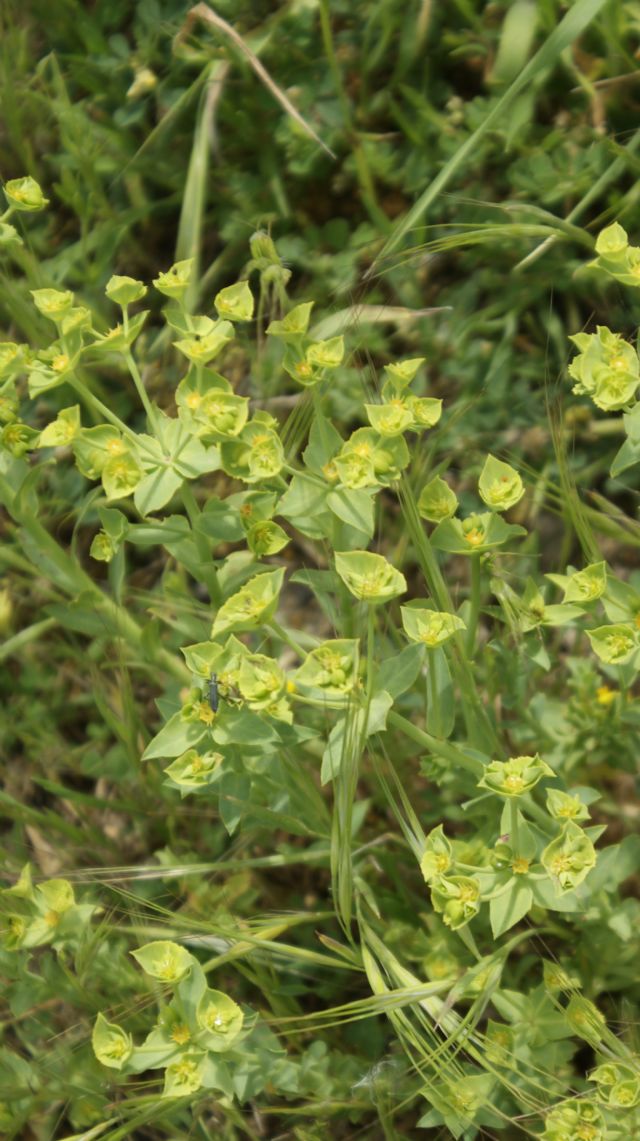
1, 2, 640, 1139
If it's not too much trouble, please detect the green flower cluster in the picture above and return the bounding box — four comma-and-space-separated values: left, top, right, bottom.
569, 325, 640, 412
0, 865, 95, 951
92, 941, 246, 1097
420, 827, 480, 930
419, 455, 526, 557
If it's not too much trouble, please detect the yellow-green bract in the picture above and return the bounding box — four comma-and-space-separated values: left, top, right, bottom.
478, 754, 554, 798
211, 567, 285, 638
478, 454, 524, 511
334, 550, 406, 603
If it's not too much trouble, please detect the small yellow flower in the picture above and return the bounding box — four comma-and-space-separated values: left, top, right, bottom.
504, 773, 525, 793
464, 527, 485, 547
511, 857, 530, 875
321, 460, 339, 482
596, 685, 616, 706
196, 701, 215, 725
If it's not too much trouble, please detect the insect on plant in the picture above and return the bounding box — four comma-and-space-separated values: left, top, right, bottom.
208, 672, 219, 714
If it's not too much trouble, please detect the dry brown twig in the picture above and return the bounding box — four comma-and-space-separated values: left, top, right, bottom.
184, 3, 336, 160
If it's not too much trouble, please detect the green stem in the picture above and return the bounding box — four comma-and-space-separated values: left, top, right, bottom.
123, 328, 158, 429
269, 618, 306, 659
427, 648, 439, 725
509, 800, 520, 852
465, 554, 482, 658
181, 482, 222, 606
68, 376, 157, 460
387, 710, 484, 777
398, 480, 501, 755
0, 617, 58, 662
366, 603, 376, 705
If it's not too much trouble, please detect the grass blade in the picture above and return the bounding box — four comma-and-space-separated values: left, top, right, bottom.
367, 0, 610, 275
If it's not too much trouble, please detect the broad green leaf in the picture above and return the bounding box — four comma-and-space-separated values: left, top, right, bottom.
425, 646, 455, 739
327, 488, 375, 537
141, 711, 209, 760
489, 881, 533, 938
134, 466, 183, 516
321, 692, 392, 784
376, 642, 424, 700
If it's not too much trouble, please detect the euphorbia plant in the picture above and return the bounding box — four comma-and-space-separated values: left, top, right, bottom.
1, 180, 640, 1136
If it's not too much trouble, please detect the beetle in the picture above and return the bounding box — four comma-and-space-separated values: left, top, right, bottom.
208, 673, 219, 714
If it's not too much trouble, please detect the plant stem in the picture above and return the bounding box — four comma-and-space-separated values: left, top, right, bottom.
366, 603, 376, 705
0, 617, 58, 662
465, 554, 482, 658
181, 482, 222, 606
387, 710, 484, 777
398, 478, 501, 755
269, 618, 306, 659
68, 375, 157, 460
124, 339, 158, 430
509, 799, 520, 852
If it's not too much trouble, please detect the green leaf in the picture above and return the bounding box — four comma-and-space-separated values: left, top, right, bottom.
211, 567, 285, 638
141, 711, 209, 760
134, 466, 183, 516
431, 512, 526, 554
303, 413, 343, 471
327, 488, 375, 537
321, 692, 392, 783
376, 643, 424, 700
218, 770, 251, 834
278, 474, 329, 538
489, 881, 533, 938
215, 280, 254, 321
267, 301, 314, 337
611, 435, 640, 477
426, 646, 455, 739
212, 706, 279, 746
